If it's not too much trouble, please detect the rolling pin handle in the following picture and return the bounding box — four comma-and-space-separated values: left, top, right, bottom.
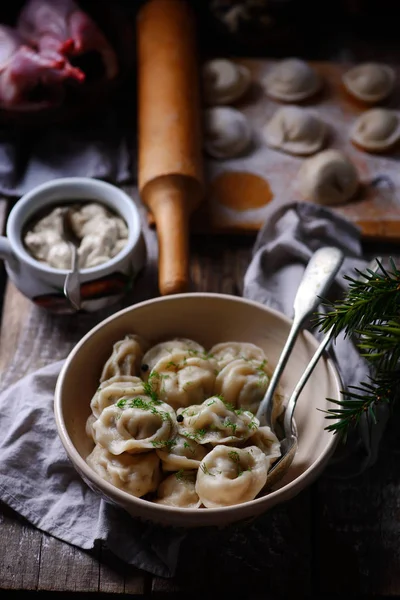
143, 176, 198, 296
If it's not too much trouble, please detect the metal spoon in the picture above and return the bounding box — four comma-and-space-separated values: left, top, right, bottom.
256, 246, 344, 427
264, 256, 381, 490
62, 207, 81, 311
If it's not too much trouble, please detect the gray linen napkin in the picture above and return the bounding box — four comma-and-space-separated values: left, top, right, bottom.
0, 199, 385, 578
0, 98, 133, 198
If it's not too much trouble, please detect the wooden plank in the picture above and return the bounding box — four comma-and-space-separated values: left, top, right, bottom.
315, 407, 400, 595
152, 491, 312, 596
0, 503, 42, 590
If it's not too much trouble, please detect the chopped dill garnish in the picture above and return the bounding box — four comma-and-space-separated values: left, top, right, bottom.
207, 399, 217, 406
200, 463, 215, 476
223, 419, 238, 434
142, 381, 160, 403
182, 428, 207, 442
151, 438, 176, 450
247, 420, 258, 430
165, 361, 178, 369
228, 450, 240, 463
116, 396, 171, 422
175, 469, 185, 481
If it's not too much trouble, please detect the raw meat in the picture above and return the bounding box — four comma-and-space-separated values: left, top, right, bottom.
17, 0, 119, 80
0, 24, 81, 109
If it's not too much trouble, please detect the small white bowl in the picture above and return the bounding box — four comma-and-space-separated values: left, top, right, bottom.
0, 177, 146, 313
54, 293, 341, 528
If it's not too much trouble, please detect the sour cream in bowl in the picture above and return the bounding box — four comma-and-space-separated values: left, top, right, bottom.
0, 177, 146, 313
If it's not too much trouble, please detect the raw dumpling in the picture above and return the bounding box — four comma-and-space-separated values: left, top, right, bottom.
155, 471, 201, 508
92, 396, 177, 455
195, 445, 270, 508
141, 338, 206, 375
244, 425, 281, 463
210, 341, 267, 370
86, 444, 161, 498
350, 108, 400, 152
202, 58, 251, 105
177, 396, 259, 445
100, 334, 149, 382
342, 63, 395, 103
263, 58, 321, 102
263, 106, 326, 156
90, 375, 145, 418
156, 434, 208, 471
147, 350, 218, 410
203, 106, 252, 159
214, 358, 271, 415
297, 149, 359, 206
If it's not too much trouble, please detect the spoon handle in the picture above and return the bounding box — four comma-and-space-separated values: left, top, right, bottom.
256, 246, 344, 425
282, 256, 381, 434
64, 246, 81, 311
283, 327, 334, 433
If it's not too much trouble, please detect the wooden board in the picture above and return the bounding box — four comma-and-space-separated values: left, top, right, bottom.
190, 58, 400, 242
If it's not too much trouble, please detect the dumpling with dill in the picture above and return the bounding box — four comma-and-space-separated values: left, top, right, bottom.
86, 444, 161, 498
91, 395, 177, 455
141, 338, 207, 376
90, 375, 146, 418
100, 334, 150, 382
146, 350, 218, 410
177, 396, 259, 446
214, 357, 273, 415
196, 445, 270, 508
155, 470, 201, 508
209, 341, 267, 369
156, 434, 209, 471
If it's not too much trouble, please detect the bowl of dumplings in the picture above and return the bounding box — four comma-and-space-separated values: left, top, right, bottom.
54, 292, 342, 527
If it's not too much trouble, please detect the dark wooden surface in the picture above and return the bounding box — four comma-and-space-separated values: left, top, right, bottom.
2, 7, 400, 596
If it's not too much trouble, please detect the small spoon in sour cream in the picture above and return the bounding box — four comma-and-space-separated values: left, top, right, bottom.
62, 207, 81, 311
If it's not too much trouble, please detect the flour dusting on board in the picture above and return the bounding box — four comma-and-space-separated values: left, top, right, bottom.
198, 59, 400, 240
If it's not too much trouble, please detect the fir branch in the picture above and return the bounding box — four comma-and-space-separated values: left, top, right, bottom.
315, 258, 400, 339
315, 257, 400, 438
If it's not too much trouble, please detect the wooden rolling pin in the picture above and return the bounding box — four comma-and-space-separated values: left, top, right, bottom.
137, 0, 204, 296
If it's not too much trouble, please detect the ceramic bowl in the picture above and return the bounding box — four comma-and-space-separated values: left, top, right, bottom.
54, 293, 341, 528
0, 177, 146, 314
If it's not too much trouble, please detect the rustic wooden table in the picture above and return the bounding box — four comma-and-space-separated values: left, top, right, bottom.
2, 12, 400, 595
1, 184, 400, 599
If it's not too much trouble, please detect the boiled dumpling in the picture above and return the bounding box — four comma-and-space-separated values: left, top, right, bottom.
195, 445, 270, 507
85, 414, 97, 441
203, 107, 252, 159
147, 350, 218, 410
244, 425, 281, 463
210, 341, 267, 370
350, 108, 400, 152
177, 396, 259, 445
91, 396, 177, 455
263, 106, 326, 156
263, 58, 321, 102
141, 338, 206, 375
342, 62, 395, 103
155, 471, 201, 508
297, 149, 359, 206
90, 375, 145, 418
202, 58, 251, 105
214, 358, 271, 415
100, 334, 149, 382
86, 444, 161, 498
156, 434, 208, 471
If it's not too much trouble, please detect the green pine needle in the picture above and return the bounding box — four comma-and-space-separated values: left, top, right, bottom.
315, 257, 400, 439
